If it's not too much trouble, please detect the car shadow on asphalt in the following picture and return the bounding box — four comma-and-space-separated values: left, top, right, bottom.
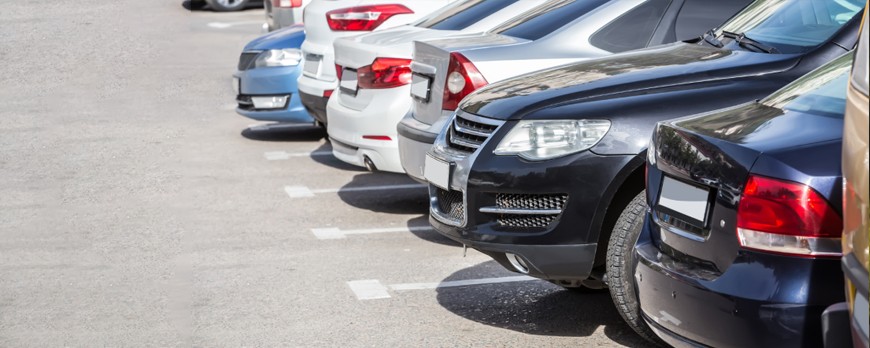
405, 215, 462, 247
309, 142, 367, 171
182, 0, 264, 11
436, 261, 656, 347
336, 172, 429, 214
240, 123, 326, 142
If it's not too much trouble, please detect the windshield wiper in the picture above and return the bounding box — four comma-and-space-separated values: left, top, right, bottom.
702, 29, 723, 48
721, 30, 779, 54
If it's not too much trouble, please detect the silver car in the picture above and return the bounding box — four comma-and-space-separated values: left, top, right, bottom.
264, 0, 311, 32
398, 0, 751, 182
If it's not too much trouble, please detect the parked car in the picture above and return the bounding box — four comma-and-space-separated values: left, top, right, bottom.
634, 52, 854, 347
423, 0, 863, 310
823, 7, 869, 348
327, 0, 548, 173
189, 0, 262, 12
264, 0, 311, 32
297, 0, 458, 126
398, 0, 753, 182
232, 25, 312, 124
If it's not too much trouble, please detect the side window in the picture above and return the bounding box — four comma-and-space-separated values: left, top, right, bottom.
674, 0, 749, 40
589, 0, 671, 53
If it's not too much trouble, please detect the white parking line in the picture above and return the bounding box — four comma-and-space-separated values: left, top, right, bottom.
284, 184, 426, 198
347, 276, 538, 300
206, 21, 263, 29
264, 151, 333, 161
311, 225, 433, 240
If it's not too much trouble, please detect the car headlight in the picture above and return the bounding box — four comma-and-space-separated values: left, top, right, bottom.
493, 119, 611, 160
254, 49, 302, 68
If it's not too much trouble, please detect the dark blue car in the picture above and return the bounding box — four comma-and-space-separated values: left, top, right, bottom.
232, 24, 311, 124
634, 52, 854, 347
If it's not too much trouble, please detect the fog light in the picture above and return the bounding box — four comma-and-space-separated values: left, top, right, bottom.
251, 95, 289, 110
505, 253, 530, 274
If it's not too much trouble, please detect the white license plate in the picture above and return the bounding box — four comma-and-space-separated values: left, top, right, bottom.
232, 77, 240, 95
424, 154, 451, 190
303, 55, 321, 75
339, 69, 358, 96
658, 176, 710, 224
410, 73, 431, 102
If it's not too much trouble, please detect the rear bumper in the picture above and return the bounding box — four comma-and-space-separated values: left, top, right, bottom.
634, 213, 846, 348
396, 111, 453, 182
299, 91, 329, 125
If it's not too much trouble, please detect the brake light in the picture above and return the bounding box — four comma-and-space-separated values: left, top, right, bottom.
442, 52, 487, 111
736, 175, 843, 257
335, 64, 343, 80
326, 4, 413, 31
273, 0, 302, 8
357, 58, 412, 89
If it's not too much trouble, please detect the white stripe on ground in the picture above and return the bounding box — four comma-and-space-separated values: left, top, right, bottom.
264, 151, 332, 160
348, 276, 539, 300
311, 225, 433, 240
285, 184, 425, 199
206, 21, 264, 29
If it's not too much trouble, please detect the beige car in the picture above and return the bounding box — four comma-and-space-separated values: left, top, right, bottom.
824, 6, 869, 348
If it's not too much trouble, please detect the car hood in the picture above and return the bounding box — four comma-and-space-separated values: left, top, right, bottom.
460, 42, 801, 120
244, 24, 306, 51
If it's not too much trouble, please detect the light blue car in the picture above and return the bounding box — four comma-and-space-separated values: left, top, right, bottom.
232, 24, 312, 124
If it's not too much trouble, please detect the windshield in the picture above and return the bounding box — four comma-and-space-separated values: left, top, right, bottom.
762, 52, 853, 118
716, 0, 864, 54
489, 0, 610, 41
415, 0, 518, 31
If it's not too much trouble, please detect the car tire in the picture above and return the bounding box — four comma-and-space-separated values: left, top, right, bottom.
206, 0, 249, 12
606, 191, 663, 345
184, 0, 207, 10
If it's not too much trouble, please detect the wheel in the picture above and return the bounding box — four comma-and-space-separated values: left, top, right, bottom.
183, 0, 207, 10
206, 0, 249, 12
606, 191, 663, 345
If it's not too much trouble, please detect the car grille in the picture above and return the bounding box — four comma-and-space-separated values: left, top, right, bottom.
238, 52, 259, 71
435, 187, 465, 223
484, 193, 568, 228
447, 114, 500, 153
236, 95, 253, 110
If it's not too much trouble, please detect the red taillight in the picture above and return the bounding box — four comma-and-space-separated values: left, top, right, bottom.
273, 0, 302, 8
335, 64, 343, 80
442, 52, 487, 111
362, 135, 392, 141
357, 58, 412, 89
736, 175, 843, 257
326, 4, 413, 31
323, 89, 333, 98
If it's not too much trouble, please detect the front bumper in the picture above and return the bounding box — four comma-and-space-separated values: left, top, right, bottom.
634, 213, 846, 348
397, 111, 453, 182
325, 86, 412, 173
233, 66, 311, 123
426, 113, 635, 280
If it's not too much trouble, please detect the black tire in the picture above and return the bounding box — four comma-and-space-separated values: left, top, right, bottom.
606, 191, 663, 346
206, 0, 249, 12
183, 0, 207, 10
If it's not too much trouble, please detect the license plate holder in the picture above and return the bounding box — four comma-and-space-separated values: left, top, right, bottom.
339, 68, 358, 96
303, 54, 321, 76
657, 176, 711, 227
411, 73, 432, 102
424, 154, 452, 190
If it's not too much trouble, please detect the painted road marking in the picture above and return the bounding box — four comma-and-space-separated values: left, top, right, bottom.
284, 184, 425, 199
247, 122, 317, 131
311, 225, 433, 240
264, 151, 332, 161
347, 276, 538, 300
206, 21, 263, 29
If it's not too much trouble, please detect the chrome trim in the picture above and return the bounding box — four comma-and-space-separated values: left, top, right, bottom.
652, 212, 706, 242
448, 128, 483, 149
479, 207, 562, 215
453, 121, 493, 138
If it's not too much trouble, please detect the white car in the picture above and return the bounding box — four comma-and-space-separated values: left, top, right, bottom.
327, 0, 548, 172
297, 0, 457, 127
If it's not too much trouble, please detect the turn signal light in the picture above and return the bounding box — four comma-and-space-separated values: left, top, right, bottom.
326, 4, 413, 31
736, 175, 843, 257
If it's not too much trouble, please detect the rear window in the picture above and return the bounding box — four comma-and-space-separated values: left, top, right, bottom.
589, 0, 671, 53
416, 0, 519, 31
490, 0, 610, 41
674, 0, 748, 39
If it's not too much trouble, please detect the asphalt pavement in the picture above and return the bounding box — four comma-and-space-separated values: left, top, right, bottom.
0, 1, 653, 346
